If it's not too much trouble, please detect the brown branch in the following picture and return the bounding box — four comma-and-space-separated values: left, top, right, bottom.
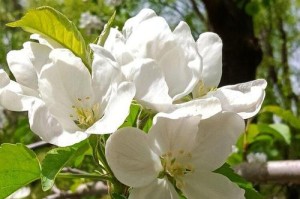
43, 160, 300, 198
235, 160, 300, 184
46, 182, 108, 199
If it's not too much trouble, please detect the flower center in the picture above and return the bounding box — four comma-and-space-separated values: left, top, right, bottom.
160, 150, 195, 190
194, 80, 217, 98
69, 97, 101, 130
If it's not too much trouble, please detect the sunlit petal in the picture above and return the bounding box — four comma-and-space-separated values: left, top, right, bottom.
129, 178, 179, 199
192, 112, 245, 170
212, 79, 267, 119
28, 99, 88, 147
106, 127, 162, 187
86, 82, 135, 134
183, 171, 245, 199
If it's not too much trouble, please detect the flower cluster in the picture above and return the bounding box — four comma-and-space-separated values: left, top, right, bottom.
0, 8, 266, 199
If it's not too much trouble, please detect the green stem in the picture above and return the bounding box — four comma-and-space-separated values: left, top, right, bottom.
57, 173, 112, 181
97, 137, 114, 176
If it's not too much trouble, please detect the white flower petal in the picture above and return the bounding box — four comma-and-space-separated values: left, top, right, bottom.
23, 41, 52, 74
86, 82, 135, 134
212, 79, 267, 119
28, 100, 89, 146
0, 70, 39, 111
39, 49, 93, 131
7, 46, 38, 90
192, 112, 245, 170
90, 44, 123, 103
171, 21, 201, 100
197, 32, 222, 88
129, 178, 179, 199
105, 127, 162, 187
105, 28, 134, 65
0, 89, 36, 112
6, 187, 31, 199
183, 171, 245, 199
0, 69, 10, 87
123, 9, 157, 39
125, 14, 172, 60
149, 116, 200, 156
30, 34, 62, 49
154, 97, 222, 121
121, 58, 172, 112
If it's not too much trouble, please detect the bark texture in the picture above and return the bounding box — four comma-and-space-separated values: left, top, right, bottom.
201, 0, 262, 86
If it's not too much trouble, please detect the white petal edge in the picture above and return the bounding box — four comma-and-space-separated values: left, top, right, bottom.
7, 45, 38, 90
129, 178, 179, 199
105, 127, 162, 187
104, 28, 134, 66
197, 32, 222, 88
121, 58, 172, 112
122, 8, 157, 39
90, 44, 123, 103
30, 34, 62, 49
86, 81, 135, 134
0, 71, 39, 112
148, 116, 201, 156
183, 171, 245, 199
154, 97, 222, 122
212, 79, 267, 119
191, 112, 245, 170
28, 100, 89, 147
0, 69, 10, 87
171, 21, 202, 101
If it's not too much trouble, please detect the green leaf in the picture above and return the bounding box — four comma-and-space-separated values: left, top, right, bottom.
111, 193, 127, 199
97, 11, 116, 46
247, 123, 291, 145
262, 106, 300, 129
41, 140, 89, 191
7, 6, 90, 69
120, 103, 141, 128
215, 163, 262, 199
245, 1, 260, 15
0, 143, 40, 198
269, 124, 291, 145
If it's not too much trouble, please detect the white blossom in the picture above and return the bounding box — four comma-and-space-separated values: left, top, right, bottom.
106, 112, 246, 199
28, 44, 135, 146
0, 36, 135, 146
104, 8, 202, 113
192, 32, 267, 119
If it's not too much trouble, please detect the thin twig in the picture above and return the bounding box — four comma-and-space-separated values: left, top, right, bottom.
45, 182, 108, 199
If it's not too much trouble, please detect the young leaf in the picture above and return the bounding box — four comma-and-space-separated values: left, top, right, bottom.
262, 106, 300, 129
97, 11, 116, 46
215, 163, 262, 199
7, 6, 90, 69
120, 103, 141, 128
251, 124, 291, 145
269, 123, 291, 145
41, 140, 89, 191
0, 143, 40, 199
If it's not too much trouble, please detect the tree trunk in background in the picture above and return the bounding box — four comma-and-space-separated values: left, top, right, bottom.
201, 0, 262, 86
